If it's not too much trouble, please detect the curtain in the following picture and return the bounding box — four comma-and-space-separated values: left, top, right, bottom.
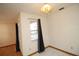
16, 23, 20, 52
37, 19, 45, 53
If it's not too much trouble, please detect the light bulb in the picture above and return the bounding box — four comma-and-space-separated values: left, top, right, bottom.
41, 4, 52, 13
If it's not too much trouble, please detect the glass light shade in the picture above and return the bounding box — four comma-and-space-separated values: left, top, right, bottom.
41, 4, 52, 13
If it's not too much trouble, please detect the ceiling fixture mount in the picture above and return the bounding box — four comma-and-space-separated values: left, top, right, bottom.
41, 4, 52, 14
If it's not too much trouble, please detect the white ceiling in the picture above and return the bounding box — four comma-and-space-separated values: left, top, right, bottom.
0, 3, 75, 23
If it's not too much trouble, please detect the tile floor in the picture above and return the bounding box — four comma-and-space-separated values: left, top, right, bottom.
33, 48, 71, 56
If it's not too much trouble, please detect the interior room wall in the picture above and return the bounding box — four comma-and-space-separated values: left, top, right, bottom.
18, 4, 79, 56
0, 23, 16, 47
18, 14, 23, 54
47, 4, 79, 55
18, 12, 50, 55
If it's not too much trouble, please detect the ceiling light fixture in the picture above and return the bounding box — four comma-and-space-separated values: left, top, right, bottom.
41, 4, 52, 13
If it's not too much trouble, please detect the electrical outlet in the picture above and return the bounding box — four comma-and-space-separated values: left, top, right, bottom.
70, 46, 79, 51
72, 47, 79, 51
70, 46, 73, 49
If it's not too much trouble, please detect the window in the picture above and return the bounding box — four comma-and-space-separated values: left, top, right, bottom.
30, 20, 38, 40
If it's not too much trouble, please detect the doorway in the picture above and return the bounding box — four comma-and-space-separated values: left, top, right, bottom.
0, 23, 22, 56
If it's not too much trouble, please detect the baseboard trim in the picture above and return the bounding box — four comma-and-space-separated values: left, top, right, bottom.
48, 45, 78, 56
0, 44, 16, 48
28, 46, 49, 56
28, 45, 78, 56
28, 51, 38, 56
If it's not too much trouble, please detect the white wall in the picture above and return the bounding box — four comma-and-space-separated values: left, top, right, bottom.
0, 23, 16, 47
47, 4, 79, 55
18, 14, 23, 55
18, 4, 79, 56
18, 12, 50, 55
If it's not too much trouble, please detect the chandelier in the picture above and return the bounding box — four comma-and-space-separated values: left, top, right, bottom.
41, 4, 52, 13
